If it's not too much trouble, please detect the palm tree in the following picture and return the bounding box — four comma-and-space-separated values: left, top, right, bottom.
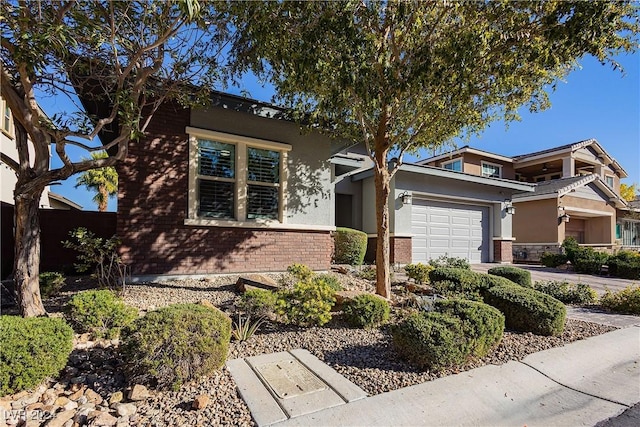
75, 152, 118, 211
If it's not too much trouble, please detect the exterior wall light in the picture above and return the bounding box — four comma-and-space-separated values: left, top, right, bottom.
561, 213, 570, 223
505, 204, 516, 215
400, 192, 412, 205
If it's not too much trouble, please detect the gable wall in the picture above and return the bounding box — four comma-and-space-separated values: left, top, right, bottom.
462, 153, 515, 179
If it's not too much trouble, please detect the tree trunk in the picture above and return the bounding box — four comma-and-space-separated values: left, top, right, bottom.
14, 191, 46, 317
374, 164, 392, 299
98, 184, 108, 212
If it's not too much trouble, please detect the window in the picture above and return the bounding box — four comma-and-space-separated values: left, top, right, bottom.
188, 127, 290, 224
481, 161, 502, 178
605, 175, 614, 188
0, 98, 13, 137
442, 158, 462, 172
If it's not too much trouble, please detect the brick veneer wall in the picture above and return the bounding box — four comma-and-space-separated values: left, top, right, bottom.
117, 101, 333, 275
365, 236, 412, 265
493, 240, 513, 264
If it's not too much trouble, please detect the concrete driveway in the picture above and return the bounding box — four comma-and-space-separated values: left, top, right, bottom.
471, 264, 639, 296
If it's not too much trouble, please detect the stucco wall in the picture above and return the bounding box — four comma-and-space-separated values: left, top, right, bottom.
462, 153, 515, 180
513, 198, 559, 243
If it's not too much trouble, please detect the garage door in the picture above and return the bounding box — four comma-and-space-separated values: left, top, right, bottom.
411, 199, 489, 264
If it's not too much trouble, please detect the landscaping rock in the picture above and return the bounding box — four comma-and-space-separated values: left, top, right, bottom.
199, 299, 216, 309
127, 385, 149, 401
45, 409, 76, 427
236, 275, 280, 292
115, 403, 136, 417
192, 394, 210, 410
107, 392, 123, 406
87, 411, 117, 426
84, 389, 103, 405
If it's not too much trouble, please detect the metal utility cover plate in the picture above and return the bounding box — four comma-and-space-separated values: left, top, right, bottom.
254, 359, 327, 399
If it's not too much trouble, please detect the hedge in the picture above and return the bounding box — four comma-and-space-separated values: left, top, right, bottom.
334, 228, 367, 265
487, 266, 532, 287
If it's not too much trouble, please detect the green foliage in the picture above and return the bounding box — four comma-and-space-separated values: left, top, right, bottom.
391, 311, 467, 371
487, 266, 532, 287
484, 284, 566, 336
287, 263, 314, 281
232, 315, 266, 342
573, 248, 609, 275
65, 290, 138, 339
404, 263, 434, 284
428, 255, 471, 270
276, 279, 336, 326
608, 251, 640, 279
435, 299, 505, 358
533, 281, 598, 305
561, 237, 581, 263
333, 228, 368, 265
121, 304, 231, 390
429, 268, 486, 300
600, 286, 640, 315
239, 288, 278, 318
356, 265, 377, 281
75, 152, 118, 211
0, 316, 73, 396
62, 227, 126, 289
540, 252, 568, 268
39, 271, 65, 298
315, 274, 343, 291
343, 294, 390, 328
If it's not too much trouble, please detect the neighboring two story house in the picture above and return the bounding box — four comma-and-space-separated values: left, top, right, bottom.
419, 139, 633, 262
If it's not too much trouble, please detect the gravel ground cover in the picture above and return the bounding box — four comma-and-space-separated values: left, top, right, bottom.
3, 271, 617, 426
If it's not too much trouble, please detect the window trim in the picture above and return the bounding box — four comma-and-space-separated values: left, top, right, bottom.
1, 98, 14, 139
441, 157, 463, 172
481, 161, 503, 178
605, 175, 615, 188
186, 127, 291, 226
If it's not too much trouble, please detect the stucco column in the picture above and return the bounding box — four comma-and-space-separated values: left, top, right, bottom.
562, 156, 575, 178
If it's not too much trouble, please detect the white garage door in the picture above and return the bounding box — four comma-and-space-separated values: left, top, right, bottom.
411, 199, 489, 264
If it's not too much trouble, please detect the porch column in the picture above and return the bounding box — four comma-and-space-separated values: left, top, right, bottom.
562, 156, 575, 178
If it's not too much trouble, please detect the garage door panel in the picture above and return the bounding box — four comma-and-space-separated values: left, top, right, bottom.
411, 200, 489, 264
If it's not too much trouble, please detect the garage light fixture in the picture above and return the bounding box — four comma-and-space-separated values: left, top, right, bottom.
504, 201, 515, 215
560, 213, 570, 223
400, 192, 412, 205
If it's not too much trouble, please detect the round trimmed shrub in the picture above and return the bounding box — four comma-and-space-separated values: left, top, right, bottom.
404, 263, 433, 284
343, 294, 390, 328
600, 286, 640, 315
429, 268, 485, 300
334, 227, 367, 265
121, 303, 231, 390
65, 290, 138, 339
483, 284, 566, 336
487, 266, 532, 287
276, 278, 336, 326
239, 288, 278, 318
435, 298, 505, 358
533, 280, 597, 305
392, 311, 467, 370
1, 316, 73, 396
39, 271, 65, 298
540, 252, 568, 268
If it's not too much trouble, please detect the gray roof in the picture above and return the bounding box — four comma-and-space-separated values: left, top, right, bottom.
513, 175, 592, 198
512, 141, 586, 160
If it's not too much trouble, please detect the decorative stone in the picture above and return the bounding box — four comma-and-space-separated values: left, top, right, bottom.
45, 409, 76, 427
84, 389, 103, 405
115, 403, 137, 417
77, 396, 88, 405
236, 275, 280, 293
107, 392, 123, 406
54, 396, 70, 407
127, 385, 149, 402
191, 395, 209, 410
88, 412, 117, 426
41, 389, 57, 406
25, 402, 43, 411
63, 400, 78, 411
68, 389, 84, 401
199, 299, 216, 309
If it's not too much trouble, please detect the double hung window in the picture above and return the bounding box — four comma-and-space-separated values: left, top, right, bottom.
481, 161, 502, 178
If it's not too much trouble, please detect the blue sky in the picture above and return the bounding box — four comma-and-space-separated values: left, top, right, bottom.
46, 52, 639, 212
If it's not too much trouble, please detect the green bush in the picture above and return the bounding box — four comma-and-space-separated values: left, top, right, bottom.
428, 255, 470, 270
0, 316, 73, 396
315, 274, 343, 291
483, 284, 566, 336
39, 271, 66, 298
404, 263, 433, 284
357, 265, 377, 281
287, 263, 314, 281
276, 278, 336, 326
239, 288, 278, 318
540, 252, 568, 268
562, 237, 580, 263
343, 294, 390, 328
333, 227, 367, 265
429, 268, 485, 300
533, 280, 598, 304
121, 303, 231, 390
65, 290, 138, 339
600, 286, 640, 315
573, 247, 609, 275
487, 266, 532, 287
434, 299, 505, 358
608, 251, 640, 279
392, 311, 467, 370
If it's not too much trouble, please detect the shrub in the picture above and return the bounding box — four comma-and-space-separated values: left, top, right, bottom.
533, 280, 598, 305
239, 288, 278, 318
343, 294, 390, 328
334, 228, 367, 265
573, 247, 609, 275
561, 237, 580, 263
65, 290, 138, 339
608, 251, 640, 279
428, 255, 470, 270
404, 263, 433, 284
0, 316, 73, 396
39, 271, 65, 298
357, 265, 377, 281
429, 268, 485, 300
63, 227, 127, 289
121, 303, 231, 390
276, 278, 336, 326
392, 311, 467, 370
287, 263, 315, 281
540, 252, 568, 268
434, 299, 504, 358
315, 274, 343, 291
487, 266, 532, 287
600, 286, 640, 315
232, 315, 265, 342
483, 284, 566, 336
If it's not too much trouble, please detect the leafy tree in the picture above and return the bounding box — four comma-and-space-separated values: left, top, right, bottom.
228, 0, 638, 298
75, 152, 118, 211
1, 0, 230, 316
620, 183, 638, 202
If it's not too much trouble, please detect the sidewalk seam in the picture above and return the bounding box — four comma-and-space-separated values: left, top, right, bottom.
517, 361, 632, 409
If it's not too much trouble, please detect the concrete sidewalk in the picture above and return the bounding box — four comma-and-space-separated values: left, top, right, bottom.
271, 327, 640, 427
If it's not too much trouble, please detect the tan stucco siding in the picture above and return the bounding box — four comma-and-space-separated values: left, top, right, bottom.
513, 198, 559, 243
462, 153, 515, 179
561, 195, 616, 214
562, 195, 616, 244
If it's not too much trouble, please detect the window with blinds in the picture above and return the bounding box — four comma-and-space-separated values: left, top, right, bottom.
247, 147, 280, 219
197, 140, 235, 218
